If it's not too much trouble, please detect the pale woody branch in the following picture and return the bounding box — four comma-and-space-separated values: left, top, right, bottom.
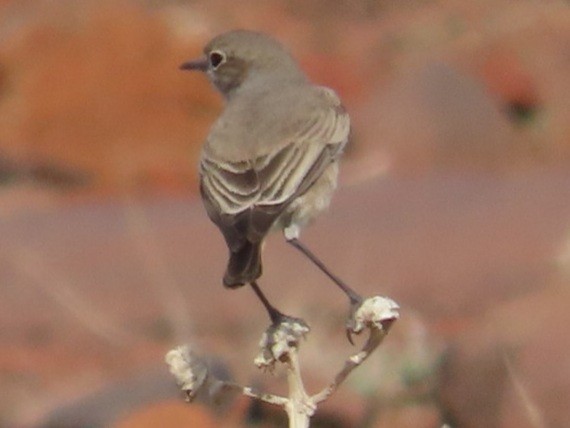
165, 295, 399, 427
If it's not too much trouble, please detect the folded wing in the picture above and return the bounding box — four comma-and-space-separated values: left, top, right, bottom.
199, 87, 349, 285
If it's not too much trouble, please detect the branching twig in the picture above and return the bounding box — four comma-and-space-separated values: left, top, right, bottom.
165, 295, 399, 427
313, 325, 392, 404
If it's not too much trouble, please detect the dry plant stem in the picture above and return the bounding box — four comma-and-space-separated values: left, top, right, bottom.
284, 348, 314, 428
279, 321, 394, 427
222, 381, 288, 406
274, 323, 395, 426
230, 352, 314, 427
313, 322, 393, 404
165, 296, 399, 428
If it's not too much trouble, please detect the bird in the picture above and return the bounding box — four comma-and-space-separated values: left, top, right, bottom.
180, 30, 361, 324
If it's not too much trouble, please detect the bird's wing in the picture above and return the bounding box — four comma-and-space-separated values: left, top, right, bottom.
200, 87, 349, 246
256, 94, 349, 206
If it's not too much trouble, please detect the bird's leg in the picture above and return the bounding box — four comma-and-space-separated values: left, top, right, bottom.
250, 280, 286, 325
287, 238, 362, 306
287, 238, 363, 344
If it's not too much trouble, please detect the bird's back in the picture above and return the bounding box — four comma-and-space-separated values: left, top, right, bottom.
202, 81, 345, 163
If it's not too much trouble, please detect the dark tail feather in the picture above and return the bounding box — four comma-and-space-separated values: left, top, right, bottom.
223, 241, 262, 288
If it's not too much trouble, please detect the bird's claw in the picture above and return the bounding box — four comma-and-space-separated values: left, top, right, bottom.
345, 295, 400, 345
345, 326, 355, 345
344, 296, 363, 346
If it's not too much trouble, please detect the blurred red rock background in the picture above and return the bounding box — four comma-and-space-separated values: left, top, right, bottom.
1, 0, 570, 427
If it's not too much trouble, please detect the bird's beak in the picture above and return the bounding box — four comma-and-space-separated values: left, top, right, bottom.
179, 57, 209, 72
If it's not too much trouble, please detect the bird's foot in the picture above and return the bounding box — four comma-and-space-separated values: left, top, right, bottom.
255, 315, 310, 372
345, 295, 400, 345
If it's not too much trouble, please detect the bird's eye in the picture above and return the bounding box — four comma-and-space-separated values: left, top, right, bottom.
209, 51, 225, 69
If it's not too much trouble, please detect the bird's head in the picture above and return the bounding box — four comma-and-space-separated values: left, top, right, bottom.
180, 30, 304, 99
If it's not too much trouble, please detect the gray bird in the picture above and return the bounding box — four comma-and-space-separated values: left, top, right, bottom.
181, 30, 360, 323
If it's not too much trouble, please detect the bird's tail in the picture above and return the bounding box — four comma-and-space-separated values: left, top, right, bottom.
223, 241, 262, 288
